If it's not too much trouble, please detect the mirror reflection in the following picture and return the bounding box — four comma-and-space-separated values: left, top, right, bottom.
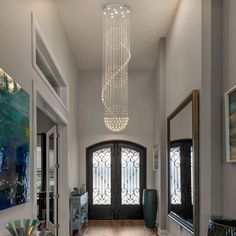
167, 90, 199, 235
169, 102, 193, 224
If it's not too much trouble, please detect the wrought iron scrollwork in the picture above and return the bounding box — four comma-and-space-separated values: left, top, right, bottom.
92, 148, 111, 205
121, 147, 140, 205
170, 147, 181, 204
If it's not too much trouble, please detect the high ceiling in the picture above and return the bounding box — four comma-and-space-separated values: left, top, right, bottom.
56, 0, 179, 71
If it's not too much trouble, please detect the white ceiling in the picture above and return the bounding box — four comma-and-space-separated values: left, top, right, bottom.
56, 0, 179, 71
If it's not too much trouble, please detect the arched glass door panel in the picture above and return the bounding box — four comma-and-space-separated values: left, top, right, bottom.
121, 147, 140, 205
92, 147, 111, 205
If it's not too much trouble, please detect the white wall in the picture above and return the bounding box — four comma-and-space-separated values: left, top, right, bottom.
223, 0, 236, 220
154, 0, 201, 235
77, 70, 155, 189
0, 1, 79, 235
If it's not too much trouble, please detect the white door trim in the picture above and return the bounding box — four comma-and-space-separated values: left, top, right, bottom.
32, 80, 69, 236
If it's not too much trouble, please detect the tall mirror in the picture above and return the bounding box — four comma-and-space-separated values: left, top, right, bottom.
167, 90, 199, 235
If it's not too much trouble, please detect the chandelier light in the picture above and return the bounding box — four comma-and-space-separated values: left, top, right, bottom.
101, 3, 131, 132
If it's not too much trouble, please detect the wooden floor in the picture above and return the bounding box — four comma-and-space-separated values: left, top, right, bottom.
76, 220, 158, 236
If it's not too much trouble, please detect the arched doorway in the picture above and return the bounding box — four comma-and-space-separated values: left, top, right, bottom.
86, 141, 146, 220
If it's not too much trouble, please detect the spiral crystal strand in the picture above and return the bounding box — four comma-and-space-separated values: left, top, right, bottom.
102, 4, 131, 132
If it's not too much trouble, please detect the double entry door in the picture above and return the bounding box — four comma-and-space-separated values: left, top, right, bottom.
86, 141, 146, 220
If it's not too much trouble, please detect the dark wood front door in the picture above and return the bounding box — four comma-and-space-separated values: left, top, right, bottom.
86, 141, 146, 220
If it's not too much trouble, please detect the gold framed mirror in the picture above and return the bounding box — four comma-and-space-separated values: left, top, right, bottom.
167, 90, 199, 235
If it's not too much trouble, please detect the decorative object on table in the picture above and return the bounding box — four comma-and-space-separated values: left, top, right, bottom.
101, 4, 131, 132
70, 192, 88, 236
208, 219, 236, 235
5, 219, 39, 236
153, 145, 159, 171
79, 184, 86, 195
143, 189, 157, 229
225, 86, 236, 162
0, 68, 30, 211
71, 187, 80, 196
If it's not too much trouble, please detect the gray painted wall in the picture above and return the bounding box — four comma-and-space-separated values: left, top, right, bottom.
154, 0, 201, 235
77, 70, 155, 189
165, 0, 201, 235
223, 0, 236, 219
200, 0, 223, 235
154, 1, 236, 236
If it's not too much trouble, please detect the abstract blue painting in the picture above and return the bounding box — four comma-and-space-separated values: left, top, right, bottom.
0, 68, 30, 210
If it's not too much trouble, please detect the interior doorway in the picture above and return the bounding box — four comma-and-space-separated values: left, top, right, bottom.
36, 108, 59, 235
86, 141, 146, 220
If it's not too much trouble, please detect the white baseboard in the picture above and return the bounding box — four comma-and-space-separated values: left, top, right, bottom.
158, 229, 170, 236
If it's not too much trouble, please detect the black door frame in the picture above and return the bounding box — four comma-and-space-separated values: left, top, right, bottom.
86, 140, 147, 220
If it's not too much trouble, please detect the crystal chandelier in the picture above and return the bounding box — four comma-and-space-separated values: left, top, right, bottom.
101, 3, 131, 132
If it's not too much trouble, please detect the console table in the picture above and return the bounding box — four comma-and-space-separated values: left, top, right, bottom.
69, 192, 88, 236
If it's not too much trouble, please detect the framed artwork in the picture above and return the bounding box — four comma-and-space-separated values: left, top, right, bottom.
0, 68, 30, 210
225, 85, 236, 162
153, 145, 159, 171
